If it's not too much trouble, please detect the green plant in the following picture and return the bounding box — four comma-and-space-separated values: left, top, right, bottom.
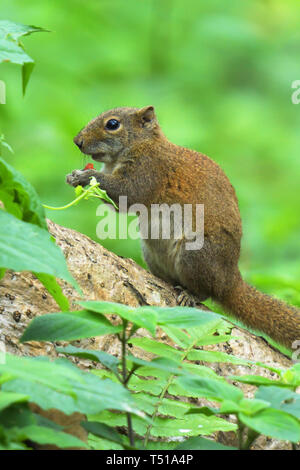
0, 156, 81, 308
0, 20, 49, 94
17, 301, 300, 450
0, 353, 146, 449
43, 176, 118, 211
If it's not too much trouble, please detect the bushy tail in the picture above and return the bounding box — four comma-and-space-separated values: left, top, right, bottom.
221, 277, 300, 348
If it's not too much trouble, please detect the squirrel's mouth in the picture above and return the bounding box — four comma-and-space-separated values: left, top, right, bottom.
91, 152, 112, 163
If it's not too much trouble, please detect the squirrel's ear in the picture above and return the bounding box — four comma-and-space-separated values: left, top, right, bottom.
137, 105, 156, 126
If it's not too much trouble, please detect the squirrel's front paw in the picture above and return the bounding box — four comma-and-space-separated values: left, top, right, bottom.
66, 169, 90, 187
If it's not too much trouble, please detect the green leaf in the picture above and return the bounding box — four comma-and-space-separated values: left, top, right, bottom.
88, 177, 118, 209
3, 379, 79, 415
256, 386, 300, 419
89, 410, 148, 436
0, 21, 49, 93
22, 61, 35, 95
196, 334, 238, 346
185, 406, 219, 416
0, 403, 36, 429
255, 386, 294, 408
88, 434, 124, 450
0, 211, 79, 292
229, 375, 287, 387
56, 345, 120, 375
82, 421, 124, 446
0, 156, 46, 228
161, 326, 192, 348
220, 398, 269, 416
218, 400, 241, 414
91, 409, 236, 438
176, 436, 237, 450
13, 425, 88, 449
35, 273, 70, 311
0, 392, 29, 411
152, 306, 223, 328
0, 20, 49, 41
77, 300, 137, 316
281, 397, 300, 419
0, 355, 79, 396
129, 337, 182, 362
0, 38, 33, 66
1, 355, 146, 418
126, 355, 184, 376
157, 398, 191, 418
149, 414, 236, 437
187, 349, 251, 365
239, 408, 300, 443
78, 301, 157, 336
178, 376, 244, 403
21, 311, 122, 342
281, 366, 300, 387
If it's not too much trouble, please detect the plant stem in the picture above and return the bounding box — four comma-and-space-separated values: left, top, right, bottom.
242, 428, 259, 450
237, 419, 245, 450
43, 189, 88, 210
120, 320, 135, 447
143, 336, 198, 448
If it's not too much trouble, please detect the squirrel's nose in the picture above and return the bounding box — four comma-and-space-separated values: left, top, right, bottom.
74, 135, 84, 150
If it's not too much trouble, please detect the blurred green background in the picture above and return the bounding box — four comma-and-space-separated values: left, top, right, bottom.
1, 0, 300, 307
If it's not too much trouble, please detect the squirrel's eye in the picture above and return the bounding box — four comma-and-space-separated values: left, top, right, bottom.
105, 119, 120, 131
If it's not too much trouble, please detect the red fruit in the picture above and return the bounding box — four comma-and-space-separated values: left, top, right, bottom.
83, 163, 94, 170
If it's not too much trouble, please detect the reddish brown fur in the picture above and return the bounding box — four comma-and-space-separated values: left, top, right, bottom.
67, 106, 300, 348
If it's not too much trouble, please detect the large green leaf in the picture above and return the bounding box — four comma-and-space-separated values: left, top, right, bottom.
219, 398, 269, 415
256, 386, 300, 419
0, 20, 49, 41
35, 272, 70, 311
11, 425, 88, 449
78, 300, 158, 336
239, 408, 300, 443
152, 306, 223, 328
56, 345, 120, 375
91, 410, 236, 438
0, 211, 79, 294
0, 158, 80, 307
82, 421, 124, 446
0, 157, 46, 229
178, 376, 244, 403
0, 402, 36, 429
3, 379, 80, 415
0, 391, 29, 411
129, 337, 182, 362
187, 349, 251, 365
229, 374, 289, 387
149, 414, 237, 437
21, 311, 122, 342
0, 38, 33, 65
176, 436, 237, 450
0, 354, 81, 396
0, 20, 49, 94
126, 355, 185, 376
0, 355, 146, 418
77, 301, 226, 336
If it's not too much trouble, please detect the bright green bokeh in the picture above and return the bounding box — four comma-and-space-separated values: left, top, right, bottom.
0, 0, 299, 307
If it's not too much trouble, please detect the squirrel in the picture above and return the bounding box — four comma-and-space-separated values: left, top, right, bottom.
66, 105, 300, 349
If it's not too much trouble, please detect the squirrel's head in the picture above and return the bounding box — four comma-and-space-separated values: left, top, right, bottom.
73, 105, 162, 163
